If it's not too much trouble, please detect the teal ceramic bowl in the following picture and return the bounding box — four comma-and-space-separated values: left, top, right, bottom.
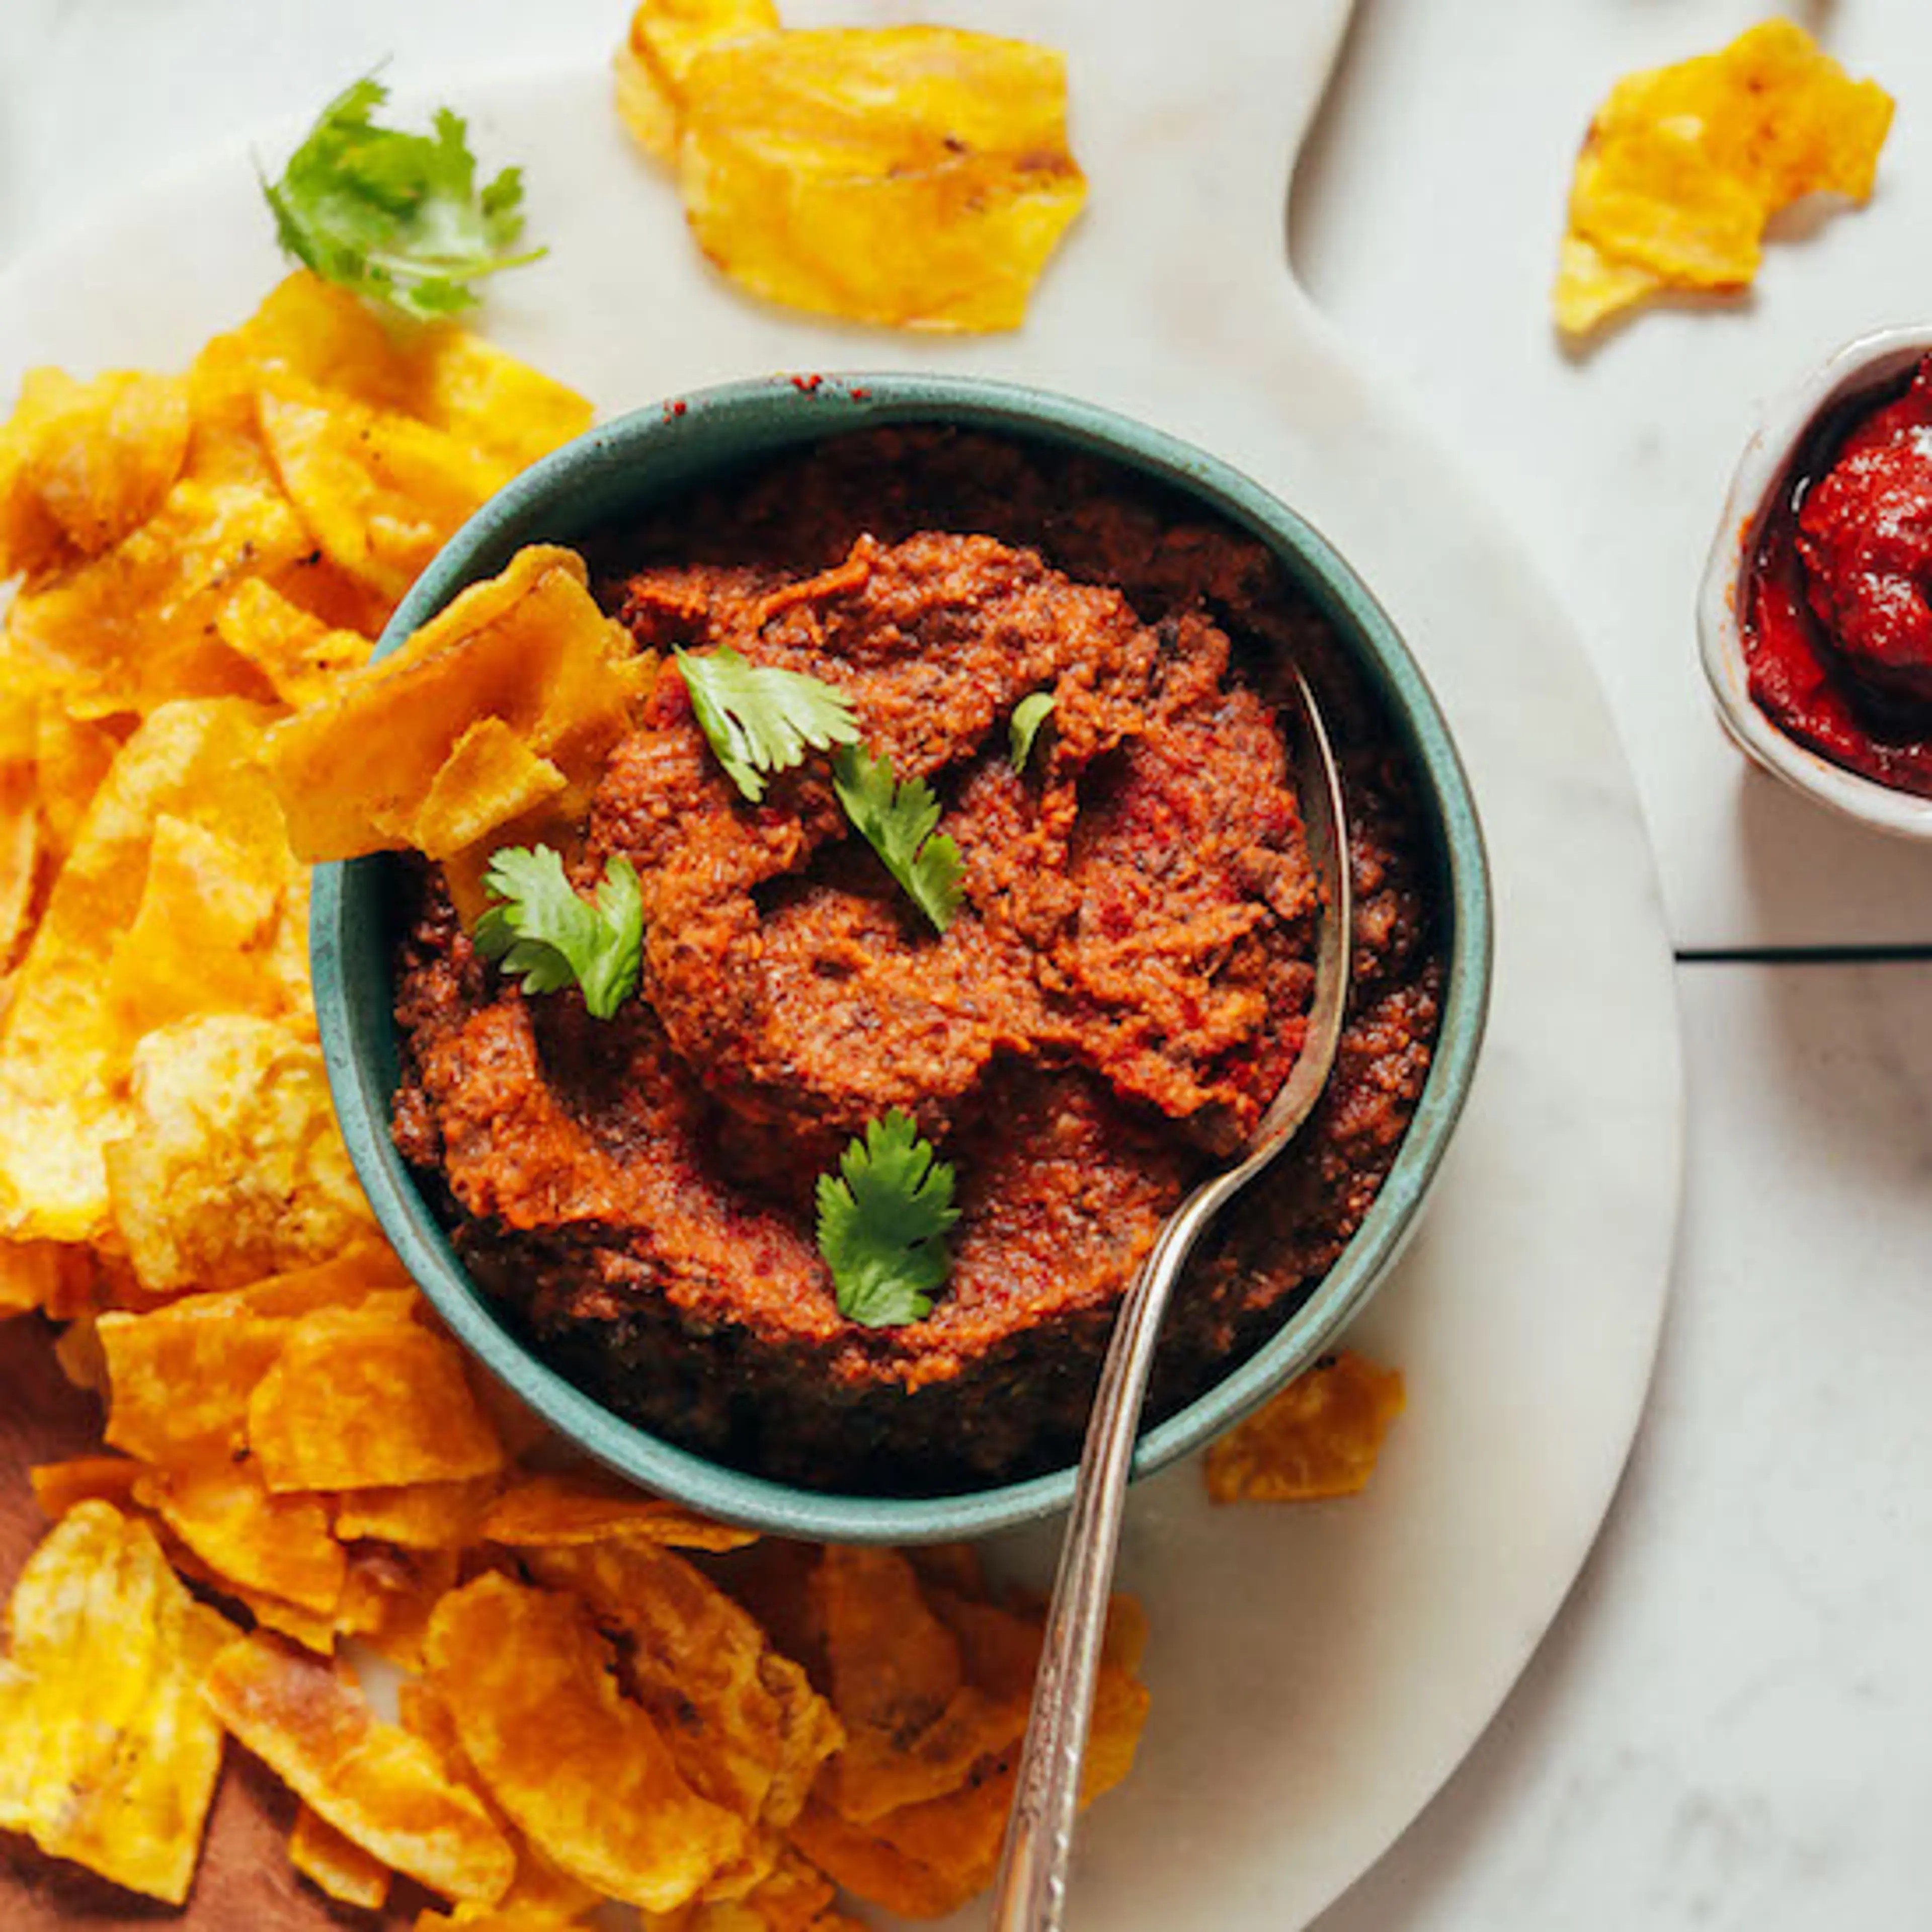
312, 373, 1491, 1545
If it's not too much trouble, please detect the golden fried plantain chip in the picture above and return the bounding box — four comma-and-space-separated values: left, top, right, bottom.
0, 1238, 77, 1319
426, 1572, 748, 1911
334, 1544, 461, 1669
142, 1459, 347, 1616
257, 371, 518, 606
414, 1907, 592, 1930
5, 476, 302, 714
400, 1678, 605, 1921
0, 699, 283, 1245
334, 1473, 502, 1549
104, 1013, 378, 1294
247, 1299, 504, 1492
227, 272, 591, 472
524, 1540, 842, 1896
205, 1631, 517, 1904
813, 1547, 1021, 1824
784, 1799, 964, 1922
0, 367, 192, 580
646, 1845, 854, 1931
97, 1248, 400, 1464
413, 716, 570, 861
796, 1617, 1146, 1918
0, 760, 40, 977
1203, 1349, 1406, 1502
677, 26, 1086, 331
0, 1503, 236, 1904
817, 1545, 961, 1739
263, 543, 645, 862
482, 1469, 760, 1552
400, 328, 595, 475
31, 703, 125, 868
1555, 20, 1893, 335
615, 0, 782, 164
105, 812, 298, 1036
215, 576, 374, 709
291, 1801, 393, 1911
29, 1454, 144, 1518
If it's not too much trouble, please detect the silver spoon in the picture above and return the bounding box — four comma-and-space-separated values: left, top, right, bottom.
990, 663, 1354, 1932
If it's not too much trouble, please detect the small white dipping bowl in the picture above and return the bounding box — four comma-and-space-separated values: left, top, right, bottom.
1697, 323, 1932, 841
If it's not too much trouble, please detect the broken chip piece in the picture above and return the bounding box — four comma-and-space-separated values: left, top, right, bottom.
425, 1572, 749, 1912
1203, 1349, 1407, 1503
1555, 19, 1893, 336
0, 1503, 236, 1905
203, 1631, 518, 1904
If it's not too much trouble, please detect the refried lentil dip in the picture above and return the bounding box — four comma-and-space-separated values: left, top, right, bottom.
391, 428, 1445, 1492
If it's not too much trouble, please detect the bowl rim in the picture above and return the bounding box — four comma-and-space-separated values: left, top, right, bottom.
1696, 323, 1932, 841
312, 370, 1493, 1544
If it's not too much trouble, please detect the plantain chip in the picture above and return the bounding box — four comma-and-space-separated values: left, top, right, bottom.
1203, 1349, 1406, 1502
205, 1631, 518, 1904
0, 698, 280, 1246
616, 0, 782, 164
645, 1845, 856, 1931
1555, 20, 1894, 335
214, 576, 373, 709
247, 1298, 505, 1493
400, 1678, 605, 1921
290, 1801, 394, 1911
257, 371, 519, 606
333, 1473, 502, 1549
141, 1458, 347, 1617
524, 1540, 843, 1894
0, 367, 192, 581
263, 543, 645, 862
104, 1012, 378, 1294
0, 1502, 236, 1905
334, 1544, 461, 1670
426, 1572, 749, 1911
481, 1469, 760, 1553
677, 26, 1086, 332
97, 1247, 403, 1464
29, 1454, 144, 1518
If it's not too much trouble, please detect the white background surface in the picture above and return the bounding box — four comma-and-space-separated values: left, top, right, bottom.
1, 4, 1925, 1930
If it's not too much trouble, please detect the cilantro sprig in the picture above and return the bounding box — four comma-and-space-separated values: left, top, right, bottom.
263, 78, 545, 321
831, 744, 963, 934
473, 845, 642, 1019
816, 1111, 960, 1328
675, 647, 861, 802
1009, 691, 1055, 771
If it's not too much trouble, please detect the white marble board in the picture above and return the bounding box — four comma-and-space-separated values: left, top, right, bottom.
0, 5, 1684, 1927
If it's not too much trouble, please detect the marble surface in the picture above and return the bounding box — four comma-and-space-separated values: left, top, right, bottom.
1312, 962, 1932, 1931
1296, 0, 1932, 949
0, 3, 1916, 1929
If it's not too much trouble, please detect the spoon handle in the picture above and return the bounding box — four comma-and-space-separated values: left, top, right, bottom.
989, 1179, 1228, 1932
989, 667, 1350, 1932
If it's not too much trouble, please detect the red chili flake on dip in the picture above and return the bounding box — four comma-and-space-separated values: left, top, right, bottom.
1745, 354, 1932, 796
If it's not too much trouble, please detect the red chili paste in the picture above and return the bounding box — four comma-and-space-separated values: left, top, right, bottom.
1745, 354, 1932, 796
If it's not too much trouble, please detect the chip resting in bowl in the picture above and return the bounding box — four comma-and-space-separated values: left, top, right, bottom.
1553, 19, 1893, 338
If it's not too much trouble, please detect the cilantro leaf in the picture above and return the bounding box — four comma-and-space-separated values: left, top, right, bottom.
816, 1110, 960, 1328
831, 744, 963, 934
473, 845, 642, 1019
263, 78, 545, 321
1009, 691, 1055, 771
675, 646, 861, 802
